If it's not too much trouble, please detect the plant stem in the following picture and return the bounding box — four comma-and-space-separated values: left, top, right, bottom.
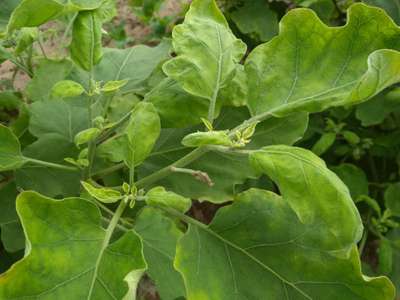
37, 34, 48, 59
25, 158, 78, 171
9, 58, 33, 77
62, 12, 78, 46
136, 147, 208, 189
358, 228, 368, 256
87, 198, 128, 299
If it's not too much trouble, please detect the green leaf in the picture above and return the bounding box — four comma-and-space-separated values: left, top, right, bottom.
146, 77, 209, 128
0, 182, 24, 252
175, 147, 394, 299
5, 0, 105, 33
379, 238, 393, 275
26, 59, 74, 102
6, 0, 64, 33
331, 163, 369, 200
51, 80, 85, 98
70, 11, 103, 71
0, 124, 26, 171
230, 0, 278, 42
0, 0, 19, 35
363, 0, 400, 24
182, 130, 233, 147
100, 79, 128, 92
74, 127, 101, 147
94, 40, 171, 93
0, 191, 146, 299
250, 146, 362, 250
29, 100, 89, 142
99, 102, 160, 167
163, 0, 246, 107
81, 181, 122, 203
145, 186, 191, 213
16, 135, 81, 197
134, 207, 186, 300
355, 88, 400, 126
311, 132, 336, 155
386, 228, 400, 298
384, 182, 400, 216
246, 4, 400, 117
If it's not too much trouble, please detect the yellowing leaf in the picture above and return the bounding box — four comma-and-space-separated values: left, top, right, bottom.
0, 191, 146, 299
81, 181, 122, 203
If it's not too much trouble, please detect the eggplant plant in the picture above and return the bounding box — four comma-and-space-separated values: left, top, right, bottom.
0, 0, 399, 299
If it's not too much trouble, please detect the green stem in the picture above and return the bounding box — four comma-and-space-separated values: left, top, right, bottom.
136, 147, 208, 189
87, 198, 128, 298
92, 163, 125, 177
25, 158, 78, 171
37, 34, 48, 59
62, 12, 78, 46
358, 228, 368, 256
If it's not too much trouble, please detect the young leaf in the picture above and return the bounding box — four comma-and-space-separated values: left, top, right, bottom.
14, 27, 38, 55
145, 186, 191, 213
70, 11, 103, 71
182, 131, 233, 148
246, 4, 400, 117
0, 124, 26, 171
175, 147, 394, 299
311, 132, 336, 155
134, 207, 186, 300
74, 128, 101, 147
0, 191, 146, 299
51, 80, 85, 98
163, 0, 246, 119
100, 79, 128, 92
99, 102, 160, 167
81, 181, 122, 203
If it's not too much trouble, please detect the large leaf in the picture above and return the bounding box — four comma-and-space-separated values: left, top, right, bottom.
175, 147, 394, 299
135, 208, 186, 300
70, 10, 103, 71
0, 182, 24, 252
26, 59, 74, 102
163, 0, 246, 110
0, 0, 20, 35
0, 191, 146, 299
94, 41, 171, 93
0, 124, 26, 171
29, 100, 89, 142
15, 135, 81, 197
246, 4, 400, 117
